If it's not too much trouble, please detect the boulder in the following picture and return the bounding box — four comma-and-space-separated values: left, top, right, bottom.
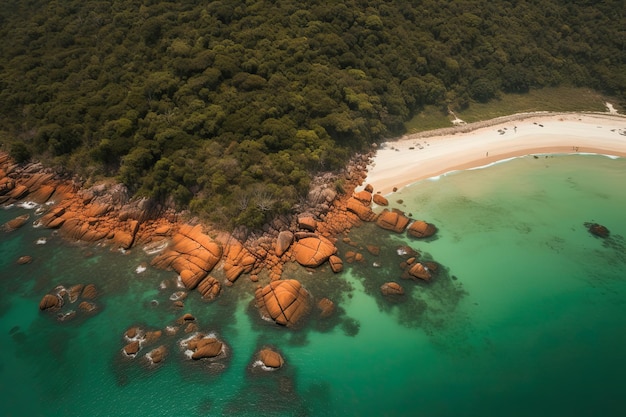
376, 209, 410, 233
407, 221, 437, 238
372, 194, 389, 206
123, 340, 140, 356
176, 313, 196, 325
150, 224, 222, 290
222, 241, 256, 283
68, 284, 84, 303
328, 255, 343, 273
292, 236, 337, 267
255, 279, 310, 327
81, 284, 97, 299
407, 263, 432, 281
275, 231, 294, 257
258, 348, 284, 369
147, 346, 167, 364
317, 298, 335, 318
191, 337, 223, 359
298, 215, 317, 232
197, 276, 221, 300
345, 197, 377, 222
28, 184, 56, 204
39, 294, 62, 310
78, 301, 97, 312
353, 190, 372, 204
381, 282, 405, 296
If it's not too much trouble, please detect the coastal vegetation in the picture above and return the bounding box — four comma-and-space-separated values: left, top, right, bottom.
0, 0, 624, 228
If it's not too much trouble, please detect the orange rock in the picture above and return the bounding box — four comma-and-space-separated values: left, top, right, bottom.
364, 184, 374, 193
353, 190, 372, 204
191, 338, 223, 359
366, 245, 380, 256
376, 209, 410, 233
345, 197, 377, 222
373, 194, 389, 206
222, 241, 256, 283
125, 327, 140, 339
328, 255, 343, 273
292, 236, 337, 267
150, 224, 222, 290
124, 340, 140, 356
17, 255, 32, 265
255, 279, 310, 327
298, 215, 317, 231
259, 348, 284, 368
407, 220, 438, 238
78, 301, 97, 312
381, 282, 404, 296
407, 263, 432, 281
147, 346, 167, 364
197, 276, 221, 300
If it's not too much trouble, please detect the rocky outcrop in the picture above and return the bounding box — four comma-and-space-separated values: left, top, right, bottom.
407, 221, 437, 238
345, 197, 377, 222
147, 346, 167, 364
151, 224, 222, 290
380, 282, 404, 296
82, 284, 98, 299
297, 215, 317, 232
292, 236, 337, 267
255, 279, 310, 327
376, 209, 410, 233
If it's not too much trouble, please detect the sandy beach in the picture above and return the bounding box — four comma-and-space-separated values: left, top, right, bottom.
363, 112, 626, 195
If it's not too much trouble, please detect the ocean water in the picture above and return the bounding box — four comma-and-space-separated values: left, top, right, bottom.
1, 154, 625, 417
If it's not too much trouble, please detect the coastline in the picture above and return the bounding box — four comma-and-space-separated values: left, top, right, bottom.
363, 112, 626, 196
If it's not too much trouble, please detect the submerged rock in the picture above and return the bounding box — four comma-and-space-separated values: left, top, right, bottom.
585, 222, 610, 238
16, 255, 32, 265
4, 214, 30, 231
380, 282, 405, 296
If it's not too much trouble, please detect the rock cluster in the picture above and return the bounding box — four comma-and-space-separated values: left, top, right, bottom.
255, 279, 311, 327
39, 283, 100, 321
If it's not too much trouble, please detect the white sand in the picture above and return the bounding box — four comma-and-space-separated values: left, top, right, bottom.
363, 112, 626, 196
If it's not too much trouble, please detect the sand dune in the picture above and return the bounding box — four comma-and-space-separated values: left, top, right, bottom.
363, 112, 626, 195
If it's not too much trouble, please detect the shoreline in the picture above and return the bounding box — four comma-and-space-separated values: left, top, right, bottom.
363, 112, 626, 196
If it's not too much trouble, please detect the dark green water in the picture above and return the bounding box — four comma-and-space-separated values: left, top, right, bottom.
1, 154, 625, 416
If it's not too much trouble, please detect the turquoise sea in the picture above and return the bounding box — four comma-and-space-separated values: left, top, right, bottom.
1, 154, 625, 417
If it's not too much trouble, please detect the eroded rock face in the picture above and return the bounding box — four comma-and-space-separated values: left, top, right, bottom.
376, 209, 410, 233
407, 221, 437, 238
255, 279, 310, 327
381, 282, 405, 296
258, 348, 284, 369
292, 236, 337, 268
151, 224, 222, 290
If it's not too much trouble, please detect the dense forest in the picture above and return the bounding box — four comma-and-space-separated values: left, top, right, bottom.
0, 0, 624, 227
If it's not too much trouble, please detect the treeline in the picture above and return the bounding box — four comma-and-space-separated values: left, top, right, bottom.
0, 0, 624, 227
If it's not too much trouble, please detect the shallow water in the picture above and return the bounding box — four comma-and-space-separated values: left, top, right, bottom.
1, 154, 625, 416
